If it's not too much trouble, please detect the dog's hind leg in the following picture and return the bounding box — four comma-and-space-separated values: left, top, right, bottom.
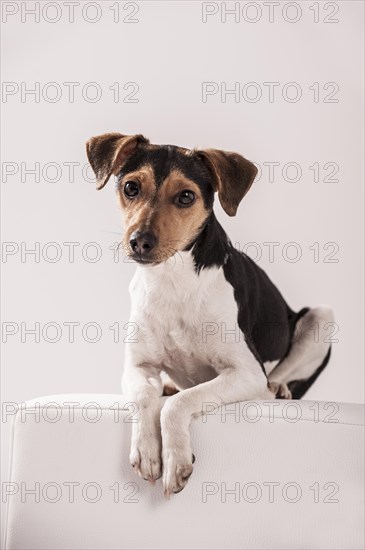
268, 306, 334, 399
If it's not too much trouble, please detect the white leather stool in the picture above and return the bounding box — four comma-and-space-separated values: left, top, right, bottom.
3, 394, 364, 549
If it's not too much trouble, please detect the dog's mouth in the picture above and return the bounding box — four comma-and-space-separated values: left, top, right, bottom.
129, 254, 161, 266
125, 243, 180, 265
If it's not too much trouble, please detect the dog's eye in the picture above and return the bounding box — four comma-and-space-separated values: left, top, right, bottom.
177, 190, 195, 206
124, 181, 139, 198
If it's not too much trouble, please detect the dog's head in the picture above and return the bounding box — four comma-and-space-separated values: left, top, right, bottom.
86, 133, 257, 265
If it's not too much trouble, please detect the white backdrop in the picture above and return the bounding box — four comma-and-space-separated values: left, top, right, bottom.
1, 0, 364, 541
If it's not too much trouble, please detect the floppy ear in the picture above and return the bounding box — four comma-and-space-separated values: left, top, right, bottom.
86, 132, 149, 190
197, 148, 257, 216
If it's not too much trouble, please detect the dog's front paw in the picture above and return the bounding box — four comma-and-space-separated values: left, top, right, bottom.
162, 447, 194, 498
130, 438, 162, 483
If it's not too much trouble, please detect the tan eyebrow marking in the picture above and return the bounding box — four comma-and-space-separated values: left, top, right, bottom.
119, 164, 156, 194
158, 169, 203, 200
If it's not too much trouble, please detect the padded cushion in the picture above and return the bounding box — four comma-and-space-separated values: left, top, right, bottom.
3, 394, 364, 549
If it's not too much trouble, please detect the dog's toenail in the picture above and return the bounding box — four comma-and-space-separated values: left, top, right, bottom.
192, 453, 196, 464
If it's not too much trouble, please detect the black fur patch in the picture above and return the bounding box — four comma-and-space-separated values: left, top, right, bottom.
191, 213, 302, 369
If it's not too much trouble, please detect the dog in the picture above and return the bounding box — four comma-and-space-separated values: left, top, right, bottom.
86, 132, 334, 497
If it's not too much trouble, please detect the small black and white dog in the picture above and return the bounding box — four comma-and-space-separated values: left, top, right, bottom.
86, 133, 333, 497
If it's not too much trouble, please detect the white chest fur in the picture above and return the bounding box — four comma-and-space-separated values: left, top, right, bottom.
127, 252, 261, 389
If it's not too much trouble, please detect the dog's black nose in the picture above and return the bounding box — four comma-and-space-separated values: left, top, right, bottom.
130, 231, 157, 256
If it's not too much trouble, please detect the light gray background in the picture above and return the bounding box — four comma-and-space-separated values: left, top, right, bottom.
1, 0, 364, 541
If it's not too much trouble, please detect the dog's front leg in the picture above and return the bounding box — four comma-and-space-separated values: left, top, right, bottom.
122, 356, 163, 483
161, 366, 271, 497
